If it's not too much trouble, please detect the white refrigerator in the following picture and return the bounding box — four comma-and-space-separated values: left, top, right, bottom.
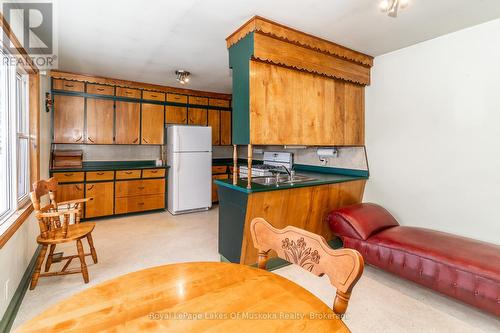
167, 125, 212, 215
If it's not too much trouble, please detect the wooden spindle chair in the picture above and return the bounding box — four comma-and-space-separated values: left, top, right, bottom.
250, 217, 364, 317
29, 178, 98, 289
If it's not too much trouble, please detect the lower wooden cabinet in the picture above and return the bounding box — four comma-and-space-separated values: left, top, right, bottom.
85, 182, 114, 218
115, 194, 165, 214
212, 174, 229, 203
56, 183, 84, 203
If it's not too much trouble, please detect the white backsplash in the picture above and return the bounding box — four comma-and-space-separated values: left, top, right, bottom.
53, 144, 161, 161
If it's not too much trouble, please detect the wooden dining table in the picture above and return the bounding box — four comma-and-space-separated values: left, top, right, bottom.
16, 262, 349, 332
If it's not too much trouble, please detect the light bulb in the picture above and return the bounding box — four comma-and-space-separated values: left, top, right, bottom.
184, 77, 189, 83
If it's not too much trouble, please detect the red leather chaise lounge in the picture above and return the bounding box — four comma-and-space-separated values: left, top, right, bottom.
327, 203, 500, 317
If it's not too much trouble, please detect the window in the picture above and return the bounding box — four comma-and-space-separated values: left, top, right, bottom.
0, 49, 30, 230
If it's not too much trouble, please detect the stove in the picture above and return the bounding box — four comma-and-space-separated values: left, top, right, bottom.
239, 151, 293, 177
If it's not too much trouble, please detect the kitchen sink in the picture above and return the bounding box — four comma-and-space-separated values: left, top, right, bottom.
249, 174, 317, 186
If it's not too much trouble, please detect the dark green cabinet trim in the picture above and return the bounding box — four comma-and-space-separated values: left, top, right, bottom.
294, 164, 369, 177
228, 32, 254, 144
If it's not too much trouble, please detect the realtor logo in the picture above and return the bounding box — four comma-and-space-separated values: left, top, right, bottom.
3, 2, 53, 54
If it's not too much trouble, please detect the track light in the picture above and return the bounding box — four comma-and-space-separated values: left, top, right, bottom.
175, 70, 190, 84
379, 0, 410, 17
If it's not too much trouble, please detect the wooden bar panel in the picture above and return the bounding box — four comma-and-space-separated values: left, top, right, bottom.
115, 179, 165, 197
115, 194, 165, 214
239, 180, 366, 265
53, 79, 84, 92
52, 172, 84, 183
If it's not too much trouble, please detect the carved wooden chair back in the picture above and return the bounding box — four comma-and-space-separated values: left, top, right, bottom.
250, 217, 364, 316
36, 209, 78, 240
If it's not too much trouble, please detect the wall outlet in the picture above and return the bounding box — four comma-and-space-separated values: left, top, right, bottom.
4, 279, 9, 301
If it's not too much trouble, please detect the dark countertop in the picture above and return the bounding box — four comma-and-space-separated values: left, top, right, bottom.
214, 164, 368, 193
50, 160, 169, 173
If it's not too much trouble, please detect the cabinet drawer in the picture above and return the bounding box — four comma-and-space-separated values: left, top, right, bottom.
115, 194, 165, 214
212, 166, 227, 174
115, 179, 165, 197
52, 172, 84, 183
87, 83, 114, 96
53, 79, 84, 92
166, 93, 187, 104
116, 87, 141, 99
142, 168, 165, 178
209, 99, 230, 108
115, 170, 141, 179
143, 91, 165, 102
188, 96, 208, 106
86, 171, 114, 181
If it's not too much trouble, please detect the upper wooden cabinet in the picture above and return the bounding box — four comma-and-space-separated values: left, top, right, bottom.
188, 96, 208, 106
85, 182, 114, 218
115, 101, 140, 144
209, 99, 230, 108
86, 98, 114, 144
53, 95, 85, 143
166, 105, 187, 124
116, 87, 141, 99
143, 91, 165, 102
87, 83, 114, 96
188, 108, 207, 125
53, 79, 84, 92
208, 110, 220, 145
167, 93, 187, 104
220, 111, 232, 145
141, 103, 164, 144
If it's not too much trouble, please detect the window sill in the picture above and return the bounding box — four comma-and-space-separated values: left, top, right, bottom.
0, 203, 34, 249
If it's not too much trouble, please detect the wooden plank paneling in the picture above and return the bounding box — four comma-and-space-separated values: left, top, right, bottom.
53, 95, 85, 143
239, 180, 366, 265
249, 60, 364, 145
86, 98, 114, 144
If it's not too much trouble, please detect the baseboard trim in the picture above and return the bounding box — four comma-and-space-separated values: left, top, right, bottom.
0, 245, 41, 333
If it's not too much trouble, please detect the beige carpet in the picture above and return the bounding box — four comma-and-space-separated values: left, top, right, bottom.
12, 208, 500, 332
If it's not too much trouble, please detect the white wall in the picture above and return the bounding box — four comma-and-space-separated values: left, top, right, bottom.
365, 19, 500, 244
0, 74, 51, 319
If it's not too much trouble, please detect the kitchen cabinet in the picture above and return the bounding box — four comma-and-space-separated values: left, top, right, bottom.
188, 96, 208, 106
208, 110, 220, 145
166, 93, 187, 104
212, 174, 229, 202
53, 79, 84, 92
86, 98, 114, 144
85, 182, 114, 218
188, 108, 207, 125
87, 83, 114, 96
116, 87, 141, 99
166, 106, 187, 124
143, 91, 165, 102
141, 103, 164, 144
115, 179, 165, 214
53, 95, 85, 143
220, 111, 232, 145
115, 101, 140, 144
52, 172, 84, 183
55, 183, 84, 203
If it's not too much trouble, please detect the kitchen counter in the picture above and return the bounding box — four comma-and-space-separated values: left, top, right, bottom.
50, 160, 169, 172
214, 164, 368, 193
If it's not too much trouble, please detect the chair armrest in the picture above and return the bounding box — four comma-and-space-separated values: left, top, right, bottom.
57, 198, 92, 207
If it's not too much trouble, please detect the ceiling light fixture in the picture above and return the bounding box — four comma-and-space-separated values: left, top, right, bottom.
379, 0, 410, 18
175, 70, 190, 84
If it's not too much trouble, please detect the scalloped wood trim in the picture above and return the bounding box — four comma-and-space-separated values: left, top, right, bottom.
226, 16, 373, 67
253, 32, 370, 85
49, 70, 232, 100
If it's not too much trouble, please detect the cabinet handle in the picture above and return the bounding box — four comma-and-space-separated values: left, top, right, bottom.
74, 135, 82, 142
87, 185, 94, 191
137, 186, 145, 190
138, 202, 145, 205
125, 91, 133, 95
97, 88, 105, 91
88, 137, 95, 143
125, 171, 133, 174
150, 170, 158, 173
150, 94, 157, 97
143, 138, 149, 143
97, 172, 104, 175
75, 185, 82, 191
64, 84, 74, 88
64, 173, 73, 176
133, 138, 139, 143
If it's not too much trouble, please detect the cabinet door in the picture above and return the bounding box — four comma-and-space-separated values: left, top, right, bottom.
86, 98, 114, 144
165, 105, 187, 124
188, 108, 207, 125
212, 174, 229, 202
55, 183, 84, 203
53, 95, 85, 143
141, 103, 164, 144
85, 182, 114, 218
220, 111, 232, 145
115, 101, 140, 144
208, 110, 220, 145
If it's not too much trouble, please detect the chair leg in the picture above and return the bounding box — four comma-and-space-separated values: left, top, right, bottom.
86, 233, 98, 264
76, 239, 89, 283
45, 244, 56, 272
30, 245, 48, 290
